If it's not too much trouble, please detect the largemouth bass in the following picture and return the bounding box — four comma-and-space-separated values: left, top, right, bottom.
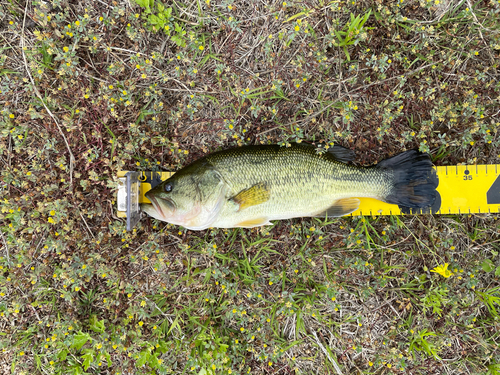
141, 144, 437, 230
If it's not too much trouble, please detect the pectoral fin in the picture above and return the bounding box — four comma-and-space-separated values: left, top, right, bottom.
231, 183, 270, 211
235, 217, 271, 228
315, 198, 360, 217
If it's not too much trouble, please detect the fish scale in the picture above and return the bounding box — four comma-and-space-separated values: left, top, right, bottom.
203, 145, 394, 227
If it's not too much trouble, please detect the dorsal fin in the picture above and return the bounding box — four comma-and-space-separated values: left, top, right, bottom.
316, 144, 356, 163
327, 145, 356, 163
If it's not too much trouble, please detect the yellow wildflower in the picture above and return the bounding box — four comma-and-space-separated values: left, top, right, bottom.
431, 263, 453, 278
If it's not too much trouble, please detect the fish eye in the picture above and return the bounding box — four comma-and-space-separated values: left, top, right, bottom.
164, 183, 173, 192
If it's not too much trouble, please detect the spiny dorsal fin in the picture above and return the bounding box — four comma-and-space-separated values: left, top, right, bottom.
325, 145, 356, 163
315, 198, 360, 217
231, 183, 270, 211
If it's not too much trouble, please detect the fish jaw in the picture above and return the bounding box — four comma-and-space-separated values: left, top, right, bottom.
141, 195, 173, 221
140, 203, 164, 221
141, 197, 207, 229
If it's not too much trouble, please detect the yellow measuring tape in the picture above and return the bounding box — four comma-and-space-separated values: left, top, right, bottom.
117, 165, 500, 221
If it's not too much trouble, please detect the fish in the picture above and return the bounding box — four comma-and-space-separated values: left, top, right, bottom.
140, 143, 437, 230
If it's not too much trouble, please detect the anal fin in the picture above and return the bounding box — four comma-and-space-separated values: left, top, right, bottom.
315, 198, 360, 217
235, 217, 271, 228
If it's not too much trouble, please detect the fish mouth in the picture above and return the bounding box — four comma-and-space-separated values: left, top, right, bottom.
148, 195, 176, 220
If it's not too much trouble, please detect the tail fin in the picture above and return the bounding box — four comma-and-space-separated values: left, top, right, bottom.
377, 150, 438, 209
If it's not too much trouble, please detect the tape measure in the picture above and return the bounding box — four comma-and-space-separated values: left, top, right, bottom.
117, 165, 500, 229
352, 164, 500, 216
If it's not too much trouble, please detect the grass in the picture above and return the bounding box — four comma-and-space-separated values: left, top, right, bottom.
1, 0, 500, 374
